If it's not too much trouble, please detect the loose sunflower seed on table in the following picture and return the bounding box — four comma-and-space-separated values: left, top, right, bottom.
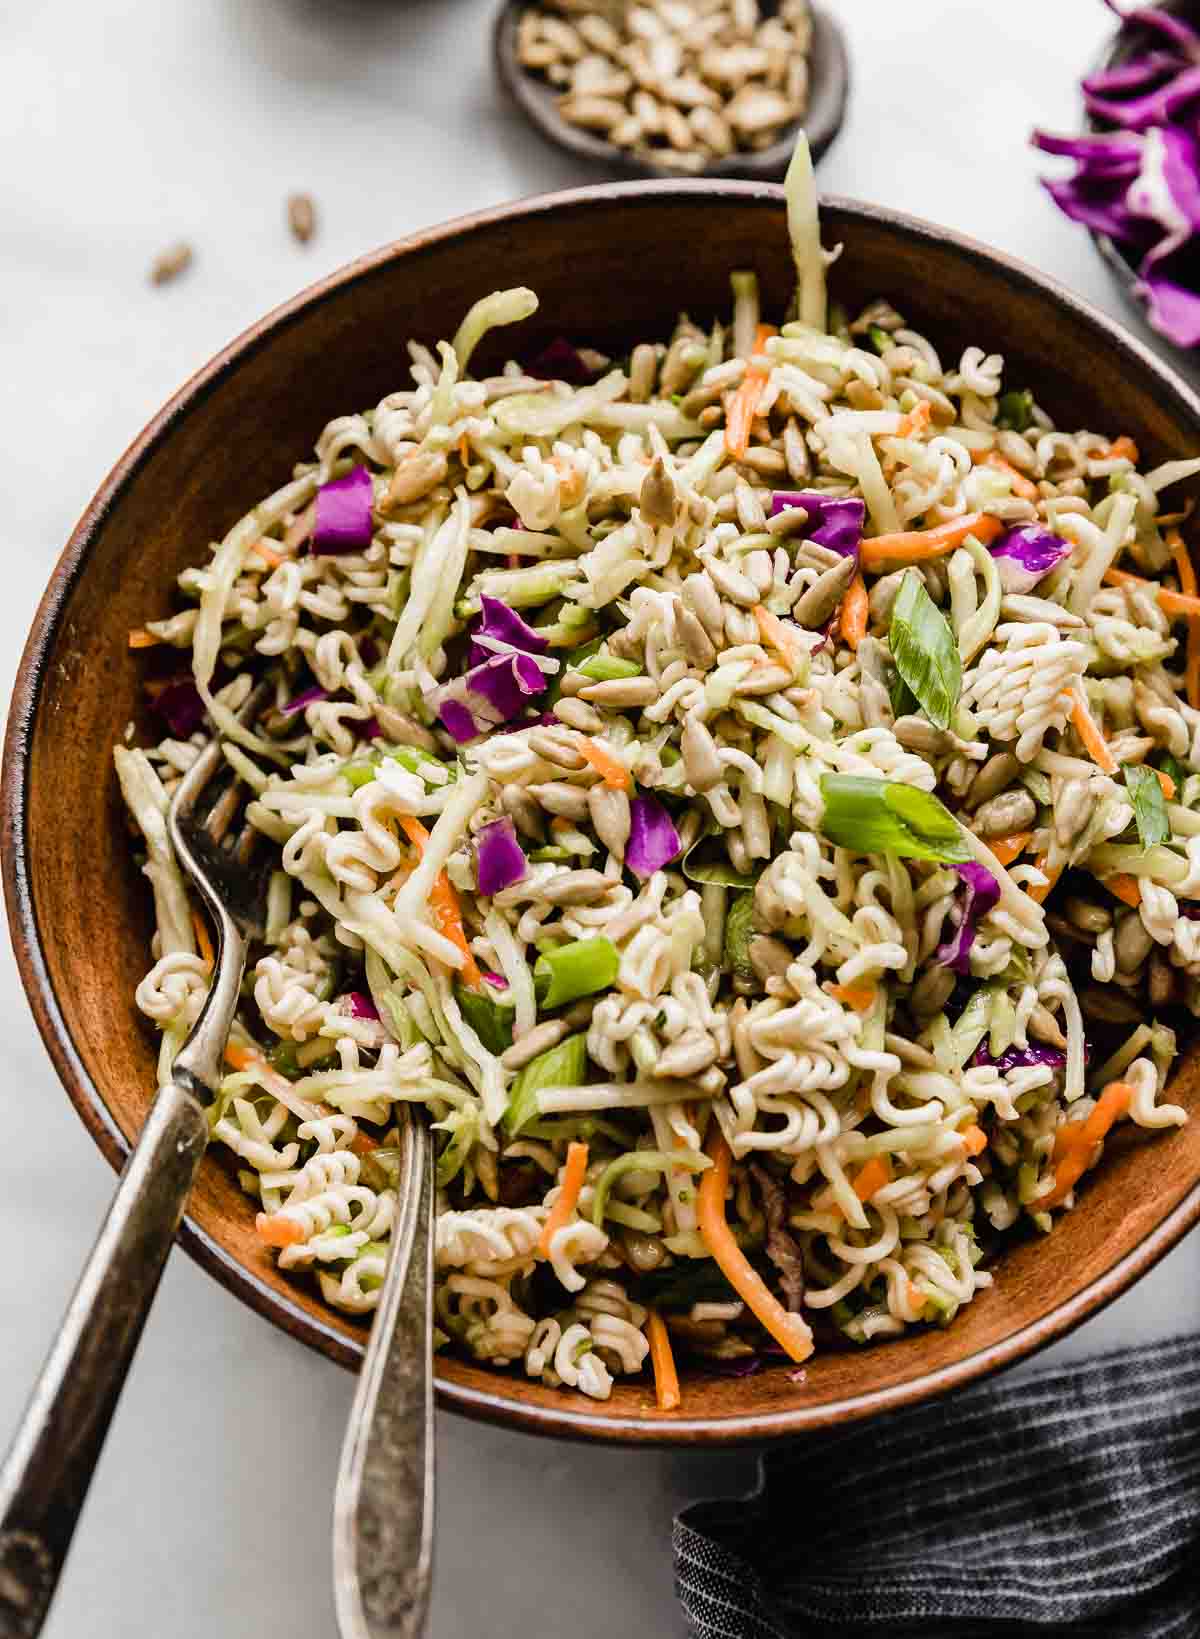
518, 0, 812, 167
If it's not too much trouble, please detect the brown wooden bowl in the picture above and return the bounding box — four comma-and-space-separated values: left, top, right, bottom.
8, 182, 1200, 1445
493, 0, 848, 182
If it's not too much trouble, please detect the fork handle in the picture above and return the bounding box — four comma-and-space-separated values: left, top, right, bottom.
332, 1116, 435, 1639
0, 1079, 209, 1639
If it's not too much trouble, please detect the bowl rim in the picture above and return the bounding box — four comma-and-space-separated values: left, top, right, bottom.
9, 178, 1200, 1446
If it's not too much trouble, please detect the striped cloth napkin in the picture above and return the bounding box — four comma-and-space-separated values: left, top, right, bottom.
673, 1334, 1200, 1638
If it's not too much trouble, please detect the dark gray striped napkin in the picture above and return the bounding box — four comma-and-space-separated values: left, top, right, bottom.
674, 1334, 1200, 1638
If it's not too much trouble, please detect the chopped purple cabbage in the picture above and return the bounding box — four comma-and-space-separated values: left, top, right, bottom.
524, 337, 598, 386
475, 817, 528, 896
280, 684, 330, 717
342, 992, 381, 1021
150, 677, 206, 738
436, 651, 548, 742
770, 491, 866, 557
935, 862, 1001, 975
482, 970, 510, 990
970, 1043, 1068, 1072
988, 525, 1073, 593
626, 796, 683, 879
312, 465, 374, 555
468, 595, 549, 667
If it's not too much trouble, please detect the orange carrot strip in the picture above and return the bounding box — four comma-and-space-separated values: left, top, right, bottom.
255, 1212, 307, 1248
576, 737, 632, 791
753, 604, 804, 672
397, 814, 482, 987
1039, 1081, 1133, 1210
852, 1155, 893, 1202
724, 324, 776, 460
973, 449, 1040, 502
223, 1041, 264, 1072
961, 1124, 988, 1157
828, 980, 877, 1014
251, 540, 284, 569
840, 572, 869, 650
1156, 769, 1177, 800
350, 1131, 380, 1157
538, 1141, 590, 1257
190, 907, 214, 972
907, 1281, 927, 1313
459, 433, 471, 466
1168, 529, 1200, 710
698, 1130, 814, 1363
646, 1311, 681, 1413
859, 512, 1003, 572
1026, 853, 1062, 905
988, 830, 1032, 867
1104, 567, 1200, 620
1107, 436, 1139, 463
895, 399, 932, 439
1069, 687, 1118, 776
127, 628, 161, 649
1104, 873, 1143, 908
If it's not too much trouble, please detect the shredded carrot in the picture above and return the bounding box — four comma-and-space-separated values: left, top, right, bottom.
1167, 529, 1200, 710
127, 628, 160, 649
1040, 1081, 1133, 1210
397, 814, 482, 987
223, 1041, 264, 1072
1156, 768, 1177, 800
960, 1124, 988, 1158
859, 512, 1003, 572
576, 737, 632, 791
190, 907, 214, 973
1104, 567, 1200, 620
538, 1141, 589, 1257
908, 1281, 927, 1313
973, 449, 1040, 502
752, 603, 804, 672
852, 1155, 893, 1202
724, 323, 776, 460
988, 831, 1032, 867
1104, 873, 1143, 908
1026, 853, 1062, 905
255, 1212, 307, 1248
895, 399, 932, 439
459, 433, 471, 466
828, 980, 877, 1013
698, 1130, 814, 1363
251, 539, 283, 569
646, 1310, 681, 1412
840, 572, 869, 650
1107, 436, 1140, 463
1068, 687, 1118, 776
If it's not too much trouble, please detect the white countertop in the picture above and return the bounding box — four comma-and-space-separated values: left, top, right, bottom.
4, 2, 1200, 1634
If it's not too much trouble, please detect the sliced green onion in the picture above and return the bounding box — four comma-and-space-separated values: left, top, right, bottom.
682, 834, 762, 888
889, 569, 961, 731
887, 667, 920, 720
724, 891, 757, 984
819, 774, 969, 862
590, 1147, 709, 1228
504, 1032, 588, 1136
997, 389, 1034, 433
866, 324, 891, 356
533, 937, 619, 1010
453, 981, 514, 1056
1125, 763, 1170, 851
577, 653, 642, 682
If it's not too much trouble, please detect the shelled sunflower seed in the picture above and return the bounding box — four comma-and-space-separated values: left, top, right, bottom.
517, 0, 811, 171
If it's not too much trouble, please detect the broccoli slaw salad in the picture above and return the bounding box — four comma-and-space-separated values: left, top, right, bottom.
118, 140, 1196, 1411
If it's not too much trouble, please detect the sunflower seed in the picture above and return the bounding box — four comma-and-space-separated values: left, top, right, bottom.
149, 241, 192, 285
287, 193, 316, 244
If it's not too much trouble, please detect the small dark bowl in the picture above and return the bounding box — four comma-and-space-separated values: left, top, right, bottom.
494, 0, 848, 181
1083, 0, 1194, 342
8, 184, 1200, 1445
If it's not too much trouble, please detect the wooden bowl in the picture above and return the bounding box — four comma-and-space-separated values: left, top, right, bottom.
493, 0, 848, 181
8, 183, 1200, 1445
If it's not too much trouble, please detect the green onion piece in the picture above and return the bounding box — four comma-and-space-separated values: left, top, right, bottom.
533, 937, 619, 1010
1125, 763, 1170, 851
887, 666, 920, 720
564, 637, 604, 669
948, 985, 997, 1070
997, 389, 1034, 433
577, 653, 642, 682
453, 981, 514, 1056
724, 891, 757, 984
682, 834, 762, 888
866, 324, 891, 356
590, 1147, 709, 1229
504, 1032, 588, 1136
889, 569, 961, 731
529, 845, 573, 864
819, 774, 969, 862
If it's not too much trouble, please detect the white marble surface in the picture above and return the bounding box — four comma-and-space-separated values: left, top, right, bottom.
3, 1, 1200, 1635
